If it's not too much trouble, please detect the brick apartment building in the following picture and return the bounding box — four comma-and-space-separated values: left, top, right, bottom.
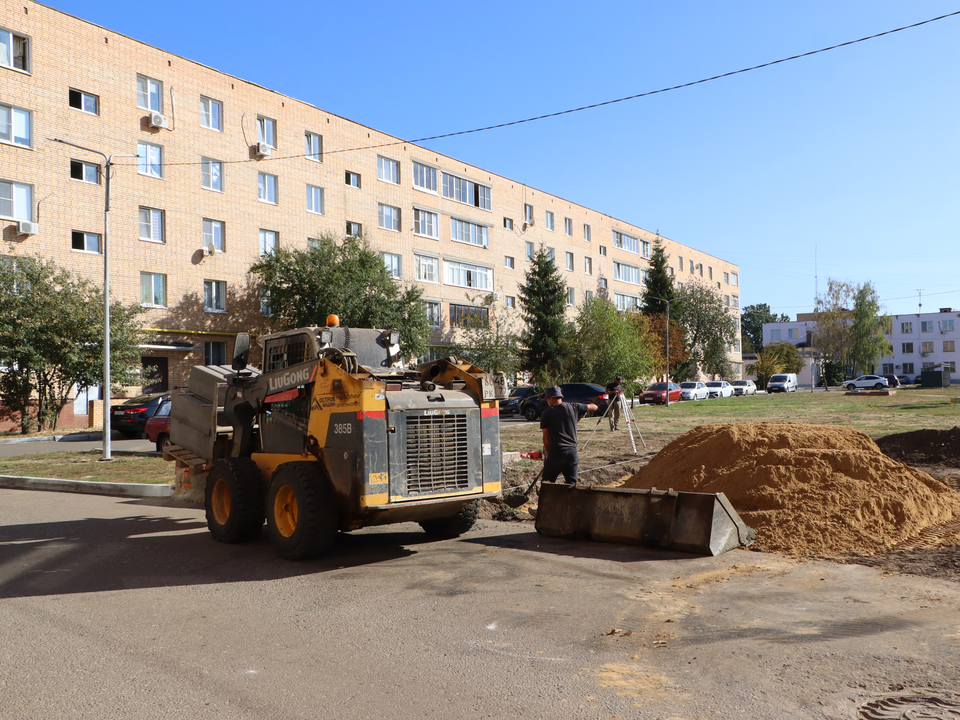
1, 1, 742, 427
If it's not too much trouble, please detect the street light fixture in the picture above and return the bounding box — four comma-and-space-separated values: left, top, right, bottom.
50, 138, 138, 461
651, 293, 689, 407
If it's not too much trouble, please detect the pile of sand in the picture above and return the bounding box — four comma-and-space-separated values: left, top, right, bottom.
621, 423, 960, 556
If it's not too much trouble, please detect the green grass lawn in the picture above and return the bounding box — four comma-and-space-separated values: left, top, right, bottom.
0, 450, 172, 484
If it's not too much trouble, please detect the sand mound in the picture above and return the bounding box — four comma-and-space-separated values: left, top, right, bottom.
876, 427, 960, 468
621, 423, 960, 556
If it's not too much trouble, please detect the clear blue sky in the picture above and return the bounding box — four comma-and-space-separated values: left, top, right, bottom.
45, 0, 960, 318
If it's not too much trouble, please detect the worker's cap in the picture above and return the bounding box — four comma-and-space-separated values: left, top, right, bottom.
615, 376, 623, 382
544, 386, 563, 399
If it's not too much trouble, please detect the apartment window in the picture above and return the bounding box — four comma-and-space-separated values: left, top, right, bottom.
505, 255, 515, 269
698, 264, 704, 277
708, 266, 713, 280
599, 246, 607, 257
614, 262, 640, 285
0, 180, 31, 220
378, 204, 401, 232
138, 207, 164, 243
205, 342, 226, 366
346, 221, 362, 237
668, 267, 674, 277
723, 272, 730, 285
901, 322, 913, 334
921, 321, 934, 332
643, 269, 652, 286
414, 208, 438, 239
565, 252, 573, 271
306, 185, 324, 214
504, 217, 514, 231
0, 103, 31, 148
204, 280, 226, 312
524, 204, 534, 224
943, 340, 955, 353
140, 272, 166, 308
413, 162, 437, 193
921, 341, 934, 354
256, 115, 276, 148
584, 257, 592, 275
564, 217, 573, 236
441, 172, 491, 210
345, 171, 361, 188
382, 252, 402, 279
69, 89, 99, 115
566, 287, 575, 306
70, 160, 99, 184
943, 320, 956, 332
203, 219, 224, 253
525, 241, 534, 260
259, 229, 278, 256
882, 363, 895, 374
200, 96, 222, 131
612, 230, 639, 254
307, 237, 321, 250
424, 300, 442, 328
445, 260, 491, 290
377, 156, 400, 184
771, 329, 782, 341
731, 272, 739, 286
545, 211, 555, 231
305, 131, 322, 161
450, 304, 488, 328
260, 289, 272, 318
505, 296, 515, 309
201, 158, 223, 191
903, 362, 914, 374
71, 231, 100, 254
788, 327, 798, 339
902, 342, 914, 354
583, 224, 591, 242
414, 254, 439, 283
599, 278, 608, 290
545, 247, 555, 261
614, 293, 640, 312
678, 256, 684, 271
0, 28, 29, 71
451, 218, 488, 248
137, 142, 163, 178
732, 295, 739, 309
258, 172, 278, 203
641, 240, 651, 258
689, 260, 694, 273
136, 75, 162, 112
922, 362, 935, 370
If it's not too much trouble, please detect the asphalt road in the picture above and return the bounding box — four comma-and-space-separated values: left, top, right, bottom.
2, 489, 959, 719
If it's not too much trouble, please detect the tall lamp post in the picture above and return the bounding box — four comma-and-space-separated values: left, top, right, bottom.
50, 139, 137, 461
651, 294, 689, 407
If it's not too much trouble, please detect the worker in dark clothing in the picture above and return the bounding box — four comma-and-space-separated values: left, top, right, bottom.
539, 386, 598, 485
605, 376, 624, 430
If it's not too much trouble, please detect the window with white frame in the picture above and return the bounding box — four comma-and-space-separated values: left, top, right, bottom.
903, 362, 914, 374
584, 257, 592, 275
69, 88, 98, 115
378, 204, 401, 232
505, 255, 515, 269
732, 295, 739, 309
444, 260, 491, 290
922, 361, 935, 370
723, 272, 730, 285
258, 172, 277, 203
424, 300, 442, 328
256, 115, 276, 148
524, 204, 534, 224
137, 142, 163, 178
944, 320, 956, 332
346, 221, 362, 237
614, 262, 640, 284
731, 272, 739, 286
71, 231, 100, 254
203, 218, 224, 253
545, 247, 555, 261
614, 293, 641, 312
503, 217, 513, 230
788, 327, 799, 339
525, 241, 534, 260
450, 304, 488, 328
138, 207, 164, 243
583, 224, 591, 242
450, 218, 488, 248
946, 361, 957, 372
566, 287, 575, 306
136, 74, 162, 112
545, 211, 555, 231
901, 321, 913, 334
565, 252, 573, 271
921, 341, 934, 354
260, 289, 272, 317
882, 363, 894, 374
441, 172, 491, 210
200, 96, 222, 131
305, 131, 322, 161
414, 208, 438, 239
413, 162, 437, 193
641, 240, 651, 258
414, 254, 439, 283
140, 272, 166, 307
505, 296, 515, 309
599, 278, 608, 289
345, 171, 361, 188
306, 185, 324, 214
921, 321, 934, 332
599, 245, 607, 257
307, 237, 321, 250
612, 230, 639, 254
1, 28, 29, 71
0, 103, 30, 148
902, 342, 913, 354
201, 158, 223, 191
259, 229, 278, 256
724, 295, 731, 308
70, 160, 99, 184
377, 156, 400, 184
382, 252, 402, 279
585, 290, 593, 301
668, 267, 674, 277
642, 268, 651, 286
564, 217, 573, 236
204, 280, 226, 312
771, 329, 781, 341
689, 260, 694, 273
678, 256, 684, 271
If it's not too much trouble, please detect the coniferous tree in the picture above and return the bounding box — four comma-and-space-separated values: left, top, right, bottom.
518, 246, 568, 383
640, 237, 681, 322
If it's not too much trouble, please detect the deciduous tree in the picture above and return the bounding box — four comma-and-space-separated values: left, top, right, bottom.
741, 303, 790, 352
676, 281, 739, 379
444, 292, 523, 379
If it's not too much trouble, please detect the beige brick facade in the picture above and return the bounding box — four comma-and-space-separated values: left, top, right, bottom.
1, 0, 742, 411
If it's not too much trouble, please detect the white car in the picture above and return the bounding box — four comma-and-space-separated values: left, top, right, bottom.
846, 375, 889, 391
705, 381, 734, 398
679, 381, 708, 401
730, 380, 757, 396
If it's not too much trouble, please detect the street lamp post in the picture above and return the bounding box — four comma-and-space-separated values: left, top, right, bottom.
50, 139, 137, 461
651, 294, 689, 407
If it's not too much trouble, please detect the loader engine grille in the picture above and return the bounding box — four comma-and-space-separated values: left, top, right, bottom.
405, 414, 469, 494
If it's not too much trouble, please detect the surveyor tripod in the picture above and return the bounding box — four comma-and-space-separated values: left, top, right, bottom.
580, 390, 645, 454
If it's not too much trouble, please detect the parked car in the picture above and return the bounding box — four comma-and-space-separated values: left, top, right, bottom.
679, 381, 708, 401
144, 397, 172, 451
109, 392, 170, 438
640, 382, 683, 405
499, 385, 539, 416
520, 383, 608, 421
896, 375, 911, 386
845, 375, 889, 391
882, 374, 901, 388
730, 380, 757, 396
706, 381, 734, 398
767, 373, 799, 393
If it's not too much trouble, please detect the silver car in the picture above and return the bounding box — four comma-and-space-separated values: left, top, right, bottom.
679, 381, 708, 401
731, 380, 757, 396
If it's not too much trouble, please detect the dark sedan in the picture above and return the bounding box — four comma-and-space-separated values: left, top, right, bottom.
499, 386, 539, 416
109, 392, 170, 438
519, 383, 608, 421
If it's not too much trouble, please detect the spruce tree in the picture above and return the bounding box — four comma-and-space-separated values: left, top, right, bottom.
640, 236, 680, 321
518, 246, 567, 382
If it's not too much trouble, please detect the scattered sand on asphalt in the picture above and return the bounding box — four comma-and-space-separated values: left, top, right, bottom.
621, 422, 960, 556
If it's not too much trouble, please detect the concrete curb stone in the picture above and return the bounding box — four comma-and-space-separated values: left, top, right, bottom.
0, 475, 172, 498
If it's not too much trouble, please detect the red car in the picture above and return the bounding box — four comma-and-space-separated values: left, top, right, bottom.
144, 396, 172, 451
640, 382, 682, 404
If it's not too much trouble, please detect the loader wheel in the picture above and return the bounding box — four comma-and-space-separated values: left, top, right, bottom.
266, 462, 339, 561
205, 458, 265, 544
419, 501, 479, 539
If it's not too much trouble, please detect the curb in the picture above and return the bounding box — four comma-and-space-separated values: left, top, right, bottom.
0, 475, 173, 498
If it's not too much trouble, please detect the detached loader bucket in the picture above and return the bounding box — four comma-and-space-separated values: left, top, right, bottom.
535, 484, 755, 556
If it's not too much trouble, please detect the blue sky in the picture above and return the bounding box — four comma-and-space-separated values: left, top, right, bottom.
46, 1, 960, 318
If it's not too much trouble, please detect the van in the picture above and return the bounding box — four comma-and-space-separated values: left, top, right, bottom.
767, 373, 798, 393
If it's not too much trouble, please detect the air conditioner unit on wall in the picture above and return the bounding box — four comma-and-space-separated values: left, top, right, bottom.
148, 112, 169, 129
17, 221, 38, 236
493, 292, 501, 301
254, 142, 272, 157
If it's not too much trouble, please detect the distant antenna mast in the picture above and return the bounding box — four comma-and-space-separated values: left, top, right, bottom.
917, 289, 923, 313
814, 243, 818, 301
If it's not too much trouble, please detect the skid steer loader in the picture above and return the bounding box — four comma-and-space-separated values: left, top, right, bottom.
165, 318, 508, 560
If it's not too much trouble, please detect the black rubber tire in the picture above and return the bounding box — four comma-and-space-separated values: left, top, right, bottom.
874, 383, 884, 390
266, 462, 339, 561
155, 433, 171, 453
419, 501, 480, 539
204, 458, 265, 544
523, 405, 539, 422
846, 384, 856, 391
